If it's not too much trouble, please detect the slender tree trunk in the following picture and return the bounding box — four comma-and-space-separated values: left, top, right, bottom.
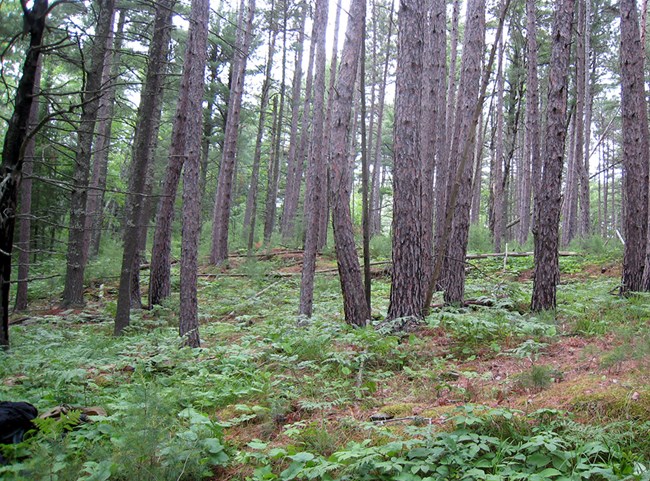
442, 0, 485, 305
329, 0, 370, 327
62, 0, 116, 307
562, 112, 578, 246
470, 113, 485, 224
244, 5, 277, 252
263, 96, 281, 244
492, 37, 506, 253
420, 0, 447, 296
619, 0, 650, 292
200, 42, 221, 209
299, 0, 328, 318
434, 0, 459, 256
1, 0, 47, 347
263, 5, 287, 246
14, 58, 42, 312
360, 26, 371, 313
531, 0, 575, 311
387, 0, 425, 321
521, 0, 541, 246
280, 5, 307, 242
578, 0, 592, 237
210, 0, 256, 264
174, 0, 211, 347
148, 0, 210, 307
424, 0, 510, 313
115, 0, 175, 328
85, 11, 125, 261
369, 0, 395, 236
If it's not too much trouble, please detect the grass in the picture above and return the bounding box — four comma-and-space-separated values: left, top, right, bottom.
2, 245, 650, 479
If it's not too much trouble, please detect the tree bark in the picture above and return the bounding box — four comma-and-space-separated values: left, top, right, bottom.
263, 4, 287, 246
210, 0, 256, 264
531, 0, 575, 311
179, 0, 211, 347
577, 0, 591, 237
243, 3, 277, 252
1, 0, 48, 347
263, 96, 281, 245
329, 0, 371, 327
619, 0, 650, 292
279, 5, 307, 243
62, 0, 116, 307
387, 0, 425, 321
521, 0, 540, 245
14, 57, 42, 312
85, 11, 125, 261
149, 0, 212, 306
442, 0, 485, 305
299, 0, 328, 318
492, 37, 506, 253
419, 0, 447, 297
369, 0, 395, 237
115, 0, 175, 330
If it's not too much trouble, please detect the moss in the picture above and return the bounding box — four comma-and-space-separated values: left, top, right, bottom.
570, 388, 650, 422
420, 405, 455, 419
379, 402, 420, 417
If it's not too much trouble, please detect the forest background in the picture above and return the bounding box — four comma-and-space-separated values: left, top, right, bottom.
2, 0, 650, 479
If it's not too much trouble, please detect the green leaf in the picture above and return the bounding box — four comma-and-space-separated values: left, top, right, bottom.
289, 452, 315, 463
527, 452, 552, 468
249, 440, 269, 450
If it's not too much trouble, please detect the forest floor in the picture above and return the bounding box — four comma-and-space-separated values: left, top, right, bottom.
1, 247, 650, 480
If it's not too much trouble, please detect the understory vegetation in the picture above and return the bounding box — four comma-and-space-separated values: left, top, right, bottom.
2, 241, 650, 480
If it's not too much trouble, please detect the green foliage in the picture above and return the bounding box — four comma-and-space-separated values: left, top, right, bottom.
238, 406, 646, 480
467, 224, 493, 253
4, 250, 650, 479
369, 235, 392, 260
514, 365, 560, 392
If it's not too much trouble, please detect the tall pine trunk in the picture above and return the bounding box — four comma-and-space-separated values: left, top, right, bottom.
299, 0, 328, 318
619, 0, 650, 293
329, 0, 370, 327
210, 0, 256, 264
243, 4, 277, 252
1, 0, 48, 347
280, 5, 307, 243
85, 11, 125, 261
115, 0, 175, 329
387, 0, 425, 321
14, 58, 42, 312
179, 0, 211, 347
442, 0, 485, 305
62, 0, 116, 307
369, 0, 395, 236
531, 0, 575, 311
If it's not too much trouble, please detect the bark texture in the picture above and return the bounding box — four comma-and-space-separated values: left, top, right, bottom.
387, 0, 425, 321
279, 5, 307, 243
62, 0, 116, 307
0, 0, 48, 347
14, 58, 42, 312
148, 0, 205, 307
85, 11, 125, 261
329, 0, 370, 327
443, 0, 485, 304
531, 0, 575, 311
299, 0, 328, 318
210, 0, 256, 264
619, 0, 650, 293
115, 0, 175, 331
520, 0, 540, 245
179, 0, 211, 348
